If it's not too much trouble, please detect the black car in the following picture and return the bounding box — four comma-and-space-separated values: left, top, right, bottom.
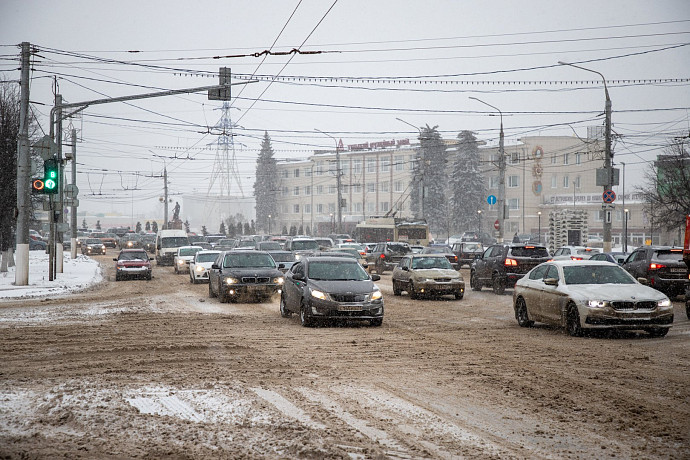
280, 256, 383, 327
208, 250, 285, 303
621, 246, 689, 299
366, 242, 412, 274
452, 241, 485, 267
470, 243, 551, 295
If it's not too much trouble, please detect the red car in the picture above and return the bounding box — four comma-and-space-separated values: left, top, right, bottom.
114, 249, 152, 281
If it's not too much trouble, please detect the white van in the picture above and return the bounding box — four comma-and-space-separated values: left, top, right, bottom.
155, 229, 189, 265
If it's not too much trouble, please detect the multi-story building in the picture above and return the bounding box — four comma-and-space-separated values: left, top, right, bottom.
274, 131, 667, 248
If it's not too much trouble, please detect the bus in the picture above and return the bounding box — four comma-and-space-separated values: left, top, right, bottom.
354, 217, 430, 246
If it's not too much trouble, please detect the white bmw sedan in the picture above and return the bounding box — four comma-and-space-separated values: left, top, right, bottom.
513, 260, 673, 337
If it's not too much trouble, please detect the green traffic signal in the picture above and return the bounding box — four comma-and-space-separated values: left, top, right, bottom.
43, 159, 59, 194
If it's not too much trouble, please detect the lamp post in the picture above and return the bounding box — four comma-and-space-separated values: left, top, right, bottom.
558, 61, 613, 252
477, 210, 482, 238
315, 129, 342, 234
396, 117, 426, 220
329, 213, 334, 233
268, 214, 272, 235
537, 211, 542, 244
624, 209, 629, 253
469, 97, 505, 242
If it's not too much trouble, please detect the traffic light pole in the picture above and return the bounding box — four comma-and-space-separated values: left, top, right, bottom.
14, 42, 31, 286
70, 129, 77, 259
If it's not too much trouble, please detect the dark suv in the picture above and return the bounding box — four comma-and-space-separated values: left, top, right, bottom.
367, 242, 412, 274
470, 244, 550, 294
621, 246, 689, 299
208, 250, 285, 303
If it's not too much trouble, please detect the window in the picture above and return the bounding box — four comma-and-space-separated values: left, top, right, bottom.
551, 175, 558, 188
381, 202, 389, 212
563, 175, 569, 188
381, 157, 390, 172
409, 155, 415, 170
575, 153, 581, 165
595, 210, 604, 222
551, 154, 557, 165
304, 204, 311, 214
355, 202, 362, 212
328, 203, 335, 213
367, 201, 376, 212
574, 176, 581, 189
317, 203, 324, 214
367, 182, 376, 193
395, 155, 404, 171
317, 185, 324, 195
293, 186, 299, 196
352, 184, 362, 193
304, 167, 312, 177
490, 176, 499, 188
394, 180, 404, 192
341, 160, 350, 175
293, 204, 300, 214
353, 159, 362, 174
316, 161, 324, 176
508, 175, 519, 188
563, 153, 570, 165
281, 170, 289, 178
381, 181, 389, 192
328, 184, 336, 194
304, 185, 311, 195
282, 186, 289, 196
367, 158, 377, 173
508, 198, 519, 210
509, 152, 519, 165
293, 168, 300, 178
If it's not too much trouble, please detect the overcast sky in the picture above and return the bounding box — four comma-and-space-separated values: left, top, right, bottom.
2, 0, 689, 224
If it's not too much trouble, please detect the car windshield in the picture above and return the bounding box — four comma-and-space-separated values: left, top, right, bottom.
387, 243, 410, 254
511, 247, 550, 257
270, 252, 295, 262
259, 242, 282, 250
162, 237, 189, 248
423, 246, 450, 254
464, 243, 483, 251
196, 252, 219, 263
223, 253, 276, 268
333, 248, 360, 257
563, 265, 636, 285
86, 239, 102, 244
412, 257, 453, 270
654, 250, 684, 260
179, 247, 201, 256
119, 252, 148, 261
307, 261, 369, 281
576, 248, 601, 255
292, 240, 319, 251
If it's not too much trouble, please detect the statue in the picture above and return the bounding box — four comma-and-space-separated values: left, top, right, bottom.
173, 202, 180, 221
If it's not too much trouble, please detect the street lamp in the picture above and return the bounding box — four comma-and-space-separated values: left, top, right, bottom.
268, 214, 272, 235
396, 117, 426, 220
329, 212, 334, 233
477, 210, 482, 238
537, 211, 542, 244
469, 97, 505, 242
315, 129, 342, 234
558, 61, 613, 252
624, 208, 629, 253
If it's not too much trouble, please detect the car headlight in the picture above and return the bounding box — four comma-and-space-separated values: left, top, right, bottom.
371, 290, 383, 301
225, 277, 238, 285
274, 277, 284, 285
295, 254, 302, 260
657, 299, 672, 307
195, 265, 205, 272
177, 259, 185, 265
310, 288, 328, 300
587, 300, 609, 308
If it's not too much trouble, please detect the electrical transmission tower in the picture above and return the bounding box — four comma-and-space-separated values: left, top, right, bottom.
207, 102, 244, 198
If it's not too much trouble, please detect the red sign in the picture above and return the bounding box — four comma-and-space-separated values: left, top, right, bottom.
494, 220, 500, 230
602, 189, 616, 203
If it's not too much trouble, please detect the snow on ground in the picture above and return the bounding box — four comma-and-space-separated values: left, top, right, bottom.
0, 251, 102, 300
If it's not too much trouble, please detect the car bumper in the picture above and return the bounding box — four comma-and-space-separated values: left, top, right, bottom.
84, 248, 106, 255
306, 298, 384, 319
223, 284, 281, 298
192, 269, 210, 281
581, 304, 674, 329
116, 267, 151, 279
648, 277, 689, 297
414, 280, 465, 296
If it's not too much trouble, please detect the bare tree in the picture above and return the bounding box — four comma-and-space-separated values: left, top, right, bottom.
637, 138, 690, 231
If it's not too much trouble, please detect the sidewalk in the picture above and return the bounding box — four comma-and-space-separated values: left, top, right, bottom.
0, 251, 103, 300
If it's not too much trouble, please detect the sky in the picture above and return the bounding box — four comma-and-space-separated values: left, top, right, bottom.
1, 0, 689, 227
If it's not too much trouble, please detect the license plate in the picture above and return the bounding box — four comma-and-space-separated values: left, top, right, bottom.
338, 305, 362, 312
670, 268, 686, 273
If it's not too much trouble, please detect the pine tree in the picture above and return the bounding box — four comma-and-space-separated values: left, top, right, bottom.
254, 132, 278, 233
450, 130, 486, 235
410, 125, 448, 234
184, 220, 190, 233
145, 221, 151, 232
152, 221, 158, 233
201, 225, 208, 236
135, 222, 142, 233
219, 222, 226, 235
96, 220, 101, 230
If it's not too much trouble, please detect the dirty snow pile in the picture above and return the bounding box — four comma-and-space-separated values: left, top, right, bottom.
0, 251, 102, 300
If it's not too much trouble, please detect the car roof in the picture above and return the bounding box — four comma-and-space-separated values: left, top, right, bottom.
542, 260, 620, 267
196, 250, 221, 254
119, 248, 147, 253
303, 255, 359, 263
409, 253, 448, 258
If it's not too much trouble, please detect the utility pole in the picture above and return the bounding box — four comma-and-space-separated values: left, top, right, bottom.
163, 165, 169, 229
470, 97, 505, 243
70, 128, 77, 259
559, 61, 614, 252
55, 94, 64, 274
395, 118, 425, 220
315, 129, 342, 233
14, 42, 31, 286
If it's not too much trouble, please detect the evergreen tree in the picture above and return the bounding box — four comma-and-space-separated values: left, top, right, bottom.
250, 219, 256, 234
236, 222, 243, 236
244, 222, 251, 235
184, 220, 190, 233
254, 132, 278, 233
298, 224, 303, 235
219, 222, 226, 235
450, 130, 487, 235
201, 225, 208, 236
145, 221, 151, 232
82, 219, 87, 229
282, 225, 288, 235
152, 221, 158, 233
96, 220, 101, 230
135, 222, 142, 233
410, 125, 448, 234
289, 225, 297, 236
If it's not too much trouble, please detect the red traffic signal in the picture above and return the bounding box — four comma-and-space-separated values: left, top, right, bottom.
32, 178, 45, 192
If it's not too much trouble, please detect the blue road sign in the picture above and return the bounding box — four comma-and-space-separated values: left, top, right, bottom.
487, 195, 497, 205
602, 190, 616, 203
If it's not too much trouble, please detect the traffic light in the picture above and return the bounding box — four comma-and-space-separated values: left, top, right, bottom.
31, 178, 45, 193
42, 159, 59, 194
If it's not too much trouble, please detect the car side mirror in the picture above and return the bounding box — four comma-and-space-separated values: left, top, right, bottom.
211, 263, 220, 270
113, 258, 118, 261
637, 277, 648, 285
278, 263, 285, 269
544, 278, 559, 286
401, 266, 409, 271
371, 274, 381, 281
293, 273, 305, 281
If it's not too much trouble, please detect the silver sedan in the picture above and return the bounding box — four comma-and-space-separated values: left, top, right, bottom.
513, 260, 673, 337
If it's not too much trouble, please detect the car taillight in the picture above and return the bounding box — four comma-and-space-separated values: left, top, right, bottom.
649, 263, 666, 270
571, 256, 583, 261
504, 258, 517, 267
380, 254, 386, 259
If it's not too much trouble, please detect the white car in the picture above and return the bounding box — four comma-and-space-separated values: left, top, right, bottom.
513, 260, 673, 337
189, 250, 221, 284
551, 246, 601, 261
173, 246, 203, 274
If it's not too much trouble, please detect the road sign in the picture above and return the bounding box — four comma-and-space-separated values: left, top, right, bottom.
64, 198, 79, 207
64, 184, 79, 198
494, 219, 500, 230
602, 189, 616, 203
31, 135, 58, 160
487, 195, 497, 205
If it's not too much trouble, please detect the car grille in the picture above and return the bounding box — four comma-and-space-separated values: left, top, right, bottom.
611, 301, 657, 310
331, 293, 367, 302
241, 277, 271, 284
434, 278, 452, 283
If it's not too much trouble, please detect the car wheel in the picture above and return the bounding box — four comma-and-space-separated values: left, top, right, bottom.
470, 272, 482, 291
300, 300, 314, 327
280, 294, 292, 318
566, 303, 583, 337
408, 282, 418, 300
115, 273, 120, 282
208, 280, 216, 298
146, 273, 152, 281
454, 291, 464, 300
370, 318, 383, 327
514, 297, 534, 327
686, 300, 690, 320
492, 275, 505, 295
646, 327, 669, 338
392, 280, 402, 296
